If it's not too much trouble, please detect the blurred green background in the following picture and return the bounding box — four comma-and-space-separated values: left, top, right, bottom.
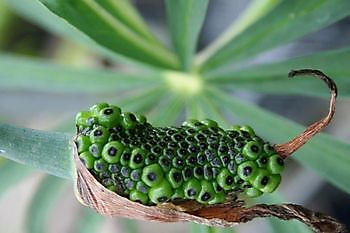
0, 0, 350, 233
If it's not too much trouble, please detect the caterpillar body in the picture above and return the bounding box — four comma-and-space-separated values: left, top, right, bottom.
74, 103, 284, 206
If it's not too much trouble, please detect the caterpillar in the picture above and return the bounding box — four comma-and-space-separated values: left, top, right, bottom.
74, 103, 284, 205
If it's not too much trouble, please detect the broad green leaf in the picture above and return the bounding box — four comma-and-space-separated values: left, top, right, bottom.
95, 0, 157, 43
207, 88, 350, 194
197, 0, 281, 66
74, 207, 105, 233
165, 0, 209, 71
38, 0, 179, 69
200, 0, 350, 74
0, 124, 73, 180
207, 48, 350, 99
26, 176, 66, 233
260, 193, 312, 233
0, 158, 33, 196
0, 54, 160, 93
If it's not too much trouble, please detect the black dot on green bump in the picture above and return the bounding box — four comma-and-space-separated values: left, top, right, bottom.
243, 166, 252, 176
103, 108, 113, 115
261, 176, 269, 186
187, 189, 196, 197
201, 192, 211, 202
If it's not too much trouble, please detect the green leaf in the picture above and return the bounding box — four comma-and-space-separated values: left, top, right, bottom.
74, 207, 105, 233
207, 48, 350, 99
260, 193, 312, 233
95, 0, 157, 42
0, 54, 160, 93
0, 158, 33, 197
165, 0, 209, 71
38, 0, 179, 69
26, 176, 66, 233
199, 0, 350, 74
197, 0, 281, 66
149, 94, 185, 126
207, 88, 350, 194
0, 124, 73, 180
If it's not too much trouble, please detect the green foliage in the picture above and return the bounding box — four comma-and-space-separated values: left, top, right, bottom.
1, 0, 350, 232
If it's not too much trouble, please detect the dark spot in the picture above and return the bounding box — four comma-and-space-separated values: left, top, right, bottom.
173, 134, 183, 141
122, 153, 131, 161
236, 141, 243, 148
186, 128, 196, 134
108, 147, 117, 156
243, 184, 252, 188
215, 184, 223, 192
241, 131, 250, 138
137, 183, 148, 193
260, 157, 268, 164
218, 145, 228, 153
188, 145, 198, 153
204, 166, 213, 179
94, 130, 102, 136
129, 113, 137, 121
201, 192, 211, 201
228, 131, 239, 138
157, 196, 168, 202
178, 148, 187, 157
261, 176, 269, 186
205, 150, 214, 161
187, 189, 196, 197
194, 167, 203, 176
197, 154, 206, 165
194, 122, 202, 127
168, 141, 178, 148
199, 142, 207, 149
183, 168, 192, 178
125, 179, 135, 190
166, 129, 176, 135
95, 162, 105, 171
158, 141, 166, 147
277, 158, 284, 166
221, 156, 230, 165
152, 146, 161, 154
185, 136, 195, 143
164, 148, 175, 158
210, 158, 221, 167
251, 145, 259, 153
243, 166, 252, 176
225, 175, 234, 185
195, 133, 205, 141
209, 143, 219, 149
175, 158, 184, 167
109, 164, 120, 173
201, 129, 210, 135
173, 172, 182, 182
133, 154, 143, 163
103, 108, 113, 115
142, 144, 151, 151
228, 161, 236, 173
147, 172, 157, 181
121, 167, 130, 177
148, 154, 156, 161
180, 141, 189, 148
187, 156, 197, 165
209, 127, 218, 132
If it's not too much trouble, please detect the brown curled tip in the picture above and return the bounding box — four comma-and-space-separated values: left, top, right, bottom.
275, 69, 337, 159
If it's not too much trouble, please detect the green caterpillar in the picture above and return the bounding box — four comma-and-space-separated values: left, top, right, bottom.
74, 103, 284, 205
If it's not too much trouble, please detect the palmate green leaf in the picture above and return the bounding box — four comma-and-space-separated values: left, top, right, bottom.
38, 0, 179, 69
197, 0, 281, 66
207, 88, 350, 194
4, 0, 147, 70
0, 54, 160, 93
0, 158, 33, 197
74, 207, 105, 233
199, 0, 350, 75
26, 176, 66, 233
165, 0, 209, 71
0, 124, 73, 180
207, 47, 350, 99
260, 193, 312, 233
